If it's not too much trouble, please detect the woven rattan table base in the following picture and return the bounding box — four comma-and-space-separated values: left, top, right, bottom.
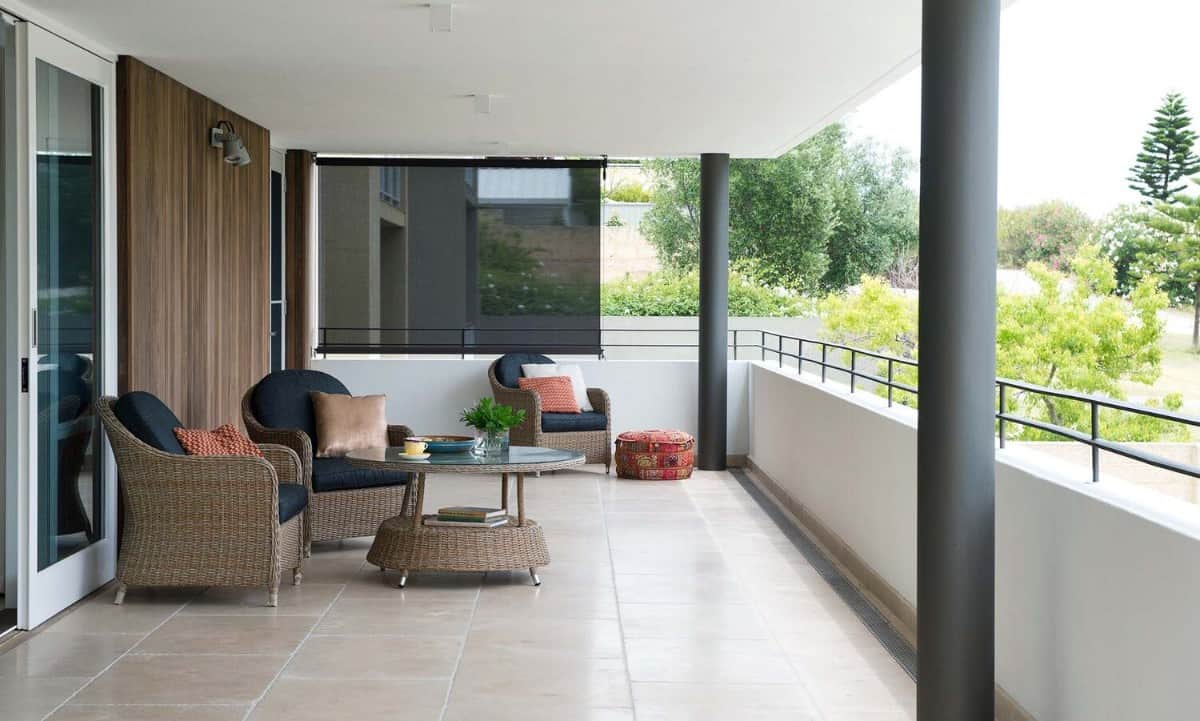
367, 514, 550, 573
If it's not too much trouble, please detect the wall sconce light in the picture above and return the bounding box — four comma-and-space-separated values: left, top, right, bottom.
209, 120, 252, 166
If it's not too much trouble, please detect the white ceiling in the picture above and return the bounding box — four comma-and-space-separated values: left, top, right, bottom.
21, 0, 921, 157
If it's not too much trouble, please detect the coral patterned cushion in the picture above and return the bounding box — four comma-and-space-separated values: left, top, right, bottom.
174, 424, 265, 457
615, 429, 695, 480
518, 375, 580, 413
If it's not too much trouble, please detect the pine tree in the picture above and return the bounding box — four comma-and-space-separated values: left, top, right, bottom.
1128, 93, 1200, 203
1145, 182, 1200, 349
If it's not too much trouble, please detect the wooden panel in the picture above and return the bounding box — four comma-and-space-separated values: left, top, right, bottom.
285, 149, 314, 369
118, 57, 270, 427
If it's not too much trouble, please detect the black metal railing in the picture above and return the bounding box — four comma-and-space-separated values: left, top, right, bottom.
752, 331, 1200, 485
316, 324, 1200, 485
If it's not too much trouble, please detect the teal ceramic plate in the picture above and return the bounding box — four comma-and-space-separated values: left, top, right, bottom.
409, 435, 476, 453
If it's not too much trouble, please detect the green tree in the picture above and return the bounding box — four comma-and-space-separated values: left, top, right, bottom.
996, 200, 1094, 269
1144, 183, 1200, 349
818, 246, 1185, 442
1097, 204, 1166, 296
1128, 93, 1200, 203
640, 124, 917, 295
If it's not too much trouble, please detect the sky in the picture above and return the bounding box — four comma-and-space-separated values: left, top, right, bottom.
846, 0, 1200, 219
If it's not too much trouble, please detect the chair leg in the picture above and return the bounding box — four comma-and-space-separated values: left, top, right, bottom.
293, 567, 303, 586
267, 585, 279, 607
113, 582, 127, 605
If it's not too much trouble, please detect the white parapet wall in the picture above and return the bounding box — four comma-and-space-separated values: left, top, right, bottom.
747, 361, 1200, 721
311, 358, 751, 457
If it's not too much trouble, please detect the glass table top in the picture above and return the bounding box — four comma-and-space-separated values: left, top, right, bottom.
345, 445, 585, 469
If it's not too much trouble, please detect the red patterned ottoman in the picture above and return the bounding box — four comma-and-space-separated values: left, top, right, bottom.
615, 430, 695, 480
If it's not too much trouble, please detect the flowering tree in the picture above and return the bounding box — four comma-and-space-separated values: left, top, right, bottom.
996, 200, 1095, 269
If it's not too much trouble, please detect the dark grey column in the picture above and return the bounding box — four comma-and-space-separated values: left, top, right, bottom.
917, 0, 1000, 720
698, 153, 729, 470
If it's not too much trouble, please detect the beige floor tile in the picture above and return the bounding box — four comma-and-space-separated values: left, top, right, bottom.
180, 583, 342, 616
293, 557, 368, 584
633, 682, 819, 721
48, 705, 249, 721
283, 635, 462, 680
307, 537, 374, 560
0, 632, 138, 678
620, 602, 769, 639
614, 572, 750, 605
822, 712, 915, 721
338, 570, 481, 600
44, 594, 187, 635
800, 661, 916, 715
247, 677, 448, 721
73, 654, 287, 705
19, 468, 921, 721
133, 615, 316, 655
465, 616, 623, 658
610, 549, 731, 576
313, 597, 475, 637
472, 583, 618, 620
625, 637, 798, 684
483, 564, 614, 589
452, 654, 631, 706
443, 696, 633, 721
0, 676, 90, 721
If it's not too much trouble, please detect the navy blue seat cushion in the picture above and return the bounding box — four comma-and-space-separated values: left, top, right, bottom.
311, 457, 410, 493
495, 353, 554, 389
251, 370, 350, 448
277, 484, 309, 523
114, 391, 186, 455
541, 411, 607, 433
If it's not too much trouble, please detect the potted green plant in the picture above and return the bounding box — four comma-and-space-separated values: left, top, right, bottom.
460, 397, 526, 457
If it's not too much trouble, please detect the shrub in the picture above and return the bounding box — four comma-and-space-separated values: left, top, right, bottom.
601, 271, 806, 317
604, 182, 651, 203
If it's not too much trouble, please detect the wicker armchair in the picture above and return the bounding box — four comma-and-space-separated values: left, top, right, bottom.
98, 395, 306, 607
242, 370, 416, 554
488, 354, 612, 472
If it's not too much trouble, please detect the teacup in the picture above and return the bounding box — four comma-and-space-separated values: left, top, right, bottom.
403, 439, 428, 456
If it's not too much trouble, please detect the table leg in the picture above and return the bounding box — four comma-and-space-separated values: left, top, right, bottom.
500, 473, 509, 513
516, 472, 526, 527
411, 472, 426, 531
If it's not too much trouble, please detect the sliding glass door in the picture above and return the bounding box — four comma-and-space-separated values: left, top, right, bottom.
17, 22, 116, 629
1, 14, 18, 636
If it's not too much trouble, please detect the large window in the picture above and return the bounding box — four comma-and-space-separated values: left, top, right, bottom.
315, 159, 602, 355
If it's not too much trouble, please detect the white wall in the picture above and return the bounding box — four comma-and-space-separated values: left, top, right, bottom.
748, 361, 1200, 721
311, 358, 751, 456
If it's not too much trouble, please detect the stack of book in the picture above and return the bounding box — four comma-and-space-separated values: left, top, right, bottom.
425, 506, 509, 528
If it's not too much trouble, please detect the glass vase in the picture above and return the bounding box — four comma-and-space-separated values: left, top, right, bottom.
474, 428, 509, 457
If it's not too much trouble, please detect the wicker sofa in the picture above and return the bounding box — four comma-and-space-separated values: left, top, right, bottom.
242, 369, 415, 553
98, 393, 307, 607
488, 353, 612, 471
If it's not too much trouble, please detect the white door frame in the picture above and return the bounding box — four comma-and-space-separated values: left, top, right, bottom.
16, 20, 117, 630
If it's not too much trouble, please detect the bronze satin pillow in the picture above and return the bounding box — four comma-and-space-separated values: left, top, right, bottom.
310, 391, 389, 458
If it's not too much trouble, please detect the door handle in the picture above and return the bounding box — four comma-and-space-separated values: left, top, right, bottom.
20, 357, 28, 393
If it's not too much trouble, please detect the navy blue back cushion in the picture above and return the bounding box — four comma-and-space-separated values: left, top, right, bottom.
251, 370, 350, 448
114, 391, 186, 455
495, 353, 554, 388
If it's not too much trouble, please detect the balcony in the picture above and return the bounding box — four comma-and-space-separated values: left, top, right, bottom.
5, 340, 1199, 720
3, 2, 1197, 721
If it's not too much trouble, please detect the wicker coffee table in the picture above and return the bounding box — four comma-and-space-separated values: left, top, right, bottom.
346, 446, 585, 587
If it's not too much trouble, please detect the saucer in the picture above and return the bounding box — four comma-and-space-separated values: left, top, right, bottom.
398, 452, 431, 460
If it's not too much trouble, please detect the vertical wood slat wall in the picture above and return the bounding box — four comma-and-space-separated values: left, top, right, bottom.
117, 57, 271, 428
285, 149, 314, 369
